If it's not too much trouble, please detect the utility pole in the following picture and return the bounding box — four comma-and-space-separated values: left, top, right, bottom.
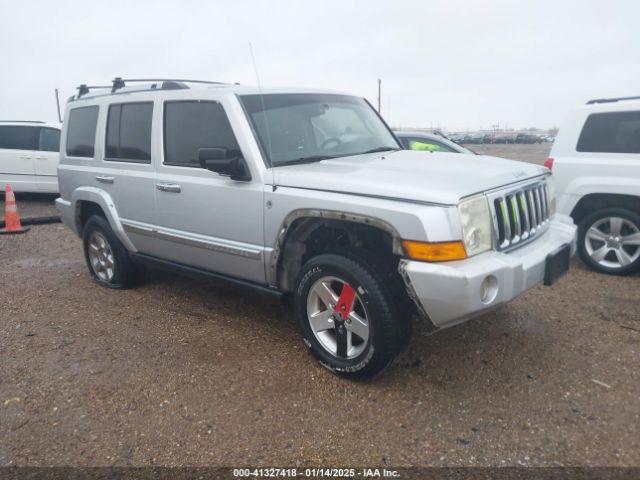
377, 79, 381, 113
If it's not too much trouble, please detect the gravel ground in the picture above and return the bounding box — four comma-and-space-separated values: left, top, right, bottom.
1, 145, 639, 468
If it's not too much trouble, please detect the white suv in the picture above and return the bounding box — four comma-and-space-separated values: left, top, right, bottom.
550, 96, 640, 275
0, 121, 61, 193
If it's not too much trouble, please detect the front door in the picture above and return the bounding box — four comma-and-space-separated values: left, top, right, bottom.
150, 99, 265, 284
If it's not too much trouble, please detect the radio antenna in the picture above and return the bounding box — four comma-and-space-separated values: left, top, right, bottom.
249, 43, 274, 171
54, 88, 62, 123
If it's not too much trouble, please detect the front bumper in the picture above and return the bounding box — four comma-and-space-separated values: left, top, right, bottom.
400, 214, 577, 330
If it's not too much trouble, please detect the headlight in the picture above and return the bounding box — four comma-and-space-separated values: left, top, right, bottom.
458, 195, 492, 256
545, 176, 556, 217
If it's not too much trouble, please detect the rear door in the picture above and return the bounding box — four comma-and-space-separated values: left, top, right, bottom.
35, 127, 61, 192
0, 125, 38, 191
98, 101, 158, 252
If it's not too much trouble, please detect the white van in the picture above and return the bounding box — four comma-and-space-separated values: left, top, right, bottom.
0, 121, 61, 193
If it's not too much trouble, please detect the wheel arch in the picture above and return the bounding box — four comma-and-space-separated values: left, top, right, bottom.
571, 193, 640, 225
268, 209, 404, 292
71, 187, 137, 252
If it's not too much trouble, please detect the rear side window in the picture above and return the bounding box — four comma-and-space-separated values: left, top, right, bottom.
66, 106, 99, 157
577, 111, 640, 154
164, 101, 239, 167
38, 128, 61, 152
105, 102, 153, 163
0, 126, 38, 150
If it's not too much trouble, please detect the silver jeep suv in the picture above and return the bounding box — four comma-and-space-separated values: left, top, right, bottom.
56, 78, 577, 379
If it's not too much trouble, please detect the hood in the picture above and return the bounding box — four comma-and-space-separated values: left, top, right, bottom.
272, 150, 548, 205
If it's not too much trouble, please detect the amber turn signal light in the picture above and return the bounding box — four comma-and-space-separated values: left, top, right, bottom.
402, 240, 468, 262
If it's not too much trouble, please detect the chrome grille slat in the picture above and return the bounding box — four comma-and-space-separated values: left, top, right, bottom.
509, 195, 521, 241
541, 185, 549, 221
490, 180, 551, 252
527, 189, 537, 229
518, 192, 530, 239
498, 197, 510, 247
534, 188, 543, 226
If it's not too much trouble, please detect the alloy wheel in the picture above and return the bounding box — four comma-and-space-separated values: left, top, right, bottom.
306, 276, 370, 359
87, 232, 116, 281
584, 216, 640, 269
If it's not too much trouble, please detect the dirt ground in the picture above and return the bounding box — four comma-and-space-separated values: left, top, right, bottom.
1, 145, 639, 468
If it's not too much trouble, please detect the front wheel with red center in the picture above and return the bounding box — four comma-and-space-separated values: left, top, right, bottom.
295, 253, 410, 379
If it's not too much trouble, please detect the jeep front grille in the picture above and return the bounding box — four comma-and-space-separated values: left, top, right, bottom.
492, 181, 550, 251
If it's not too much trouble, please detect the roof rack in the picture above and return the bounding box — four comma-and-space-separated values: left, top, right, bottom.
586, 96, 640, 105
111, 77, 229, 92
74, 77, 231, 100
0, 120, 45, 123
77, 84, 112, 98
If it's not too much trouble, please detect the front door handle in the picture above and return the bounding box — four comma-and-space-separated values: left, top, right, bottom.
96, 175, 115, 184
36, 156, 48, 160
156, 183, 181, 193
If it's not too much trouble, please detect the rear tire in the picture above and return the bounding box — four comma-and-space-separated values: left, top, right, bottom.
577, 207, 640, 275
294, 253, 411, 380
82, 215, 141, 289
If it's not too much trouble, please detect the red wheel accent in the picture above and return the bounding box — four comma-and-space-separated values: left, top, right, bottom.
333, 283, 356, 321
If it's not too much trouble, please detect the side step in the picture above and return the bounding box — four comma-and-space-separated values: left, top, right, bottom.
130, 252, 283, 300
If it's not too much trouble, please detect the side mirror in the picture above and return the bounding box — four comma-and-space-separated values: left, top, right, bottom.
198, 147, 251, 181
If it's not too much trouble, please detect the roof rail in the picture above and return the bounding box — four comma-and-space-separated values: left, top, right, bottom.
586, 96, 640, 105
72, 77, 233, 101
111, 77, 229, 93
0, 120, 45, 123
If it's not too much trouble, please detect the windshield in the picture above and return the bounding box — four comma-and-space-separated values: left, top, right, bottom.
239, 93, 400, 166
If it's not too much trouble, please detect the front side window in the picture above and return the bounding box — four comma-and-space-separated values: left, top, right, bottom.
38, 128, 61, 152
0, 126, 39, 150
577, 111, 640, 154
105, 102, 153, 162
239, 94, 399, 166
66, 106, 99, 157
164, 101, 240, 167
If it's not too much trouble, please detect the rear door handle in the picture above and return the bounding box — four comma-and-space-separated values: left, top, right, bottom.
156, 183, 181, 193
96, 175, 115, 184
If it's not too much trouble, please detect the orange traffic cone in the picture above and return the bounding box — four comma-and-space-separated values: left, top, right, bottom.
1, 184, 29, 234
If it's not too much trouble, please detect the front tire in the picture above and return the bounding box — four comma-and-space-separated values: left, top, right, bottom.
578, 207, 640, 275
82, 215, 141, 289
295, 253, 410, 380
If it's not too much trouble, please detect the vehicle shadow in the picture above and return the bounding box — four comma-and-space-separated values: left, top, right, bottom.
141, 266, 551, 394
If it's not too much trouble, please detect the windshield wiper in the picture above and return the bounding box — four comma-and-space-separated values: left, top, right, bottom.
361, 146, 400, 154
273, 155, 337, 167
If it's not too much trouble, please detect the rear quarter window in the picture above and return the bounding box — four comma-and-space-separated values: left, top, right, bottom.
66, 106, 99, 158
577, 111, 640, 154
